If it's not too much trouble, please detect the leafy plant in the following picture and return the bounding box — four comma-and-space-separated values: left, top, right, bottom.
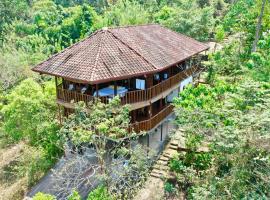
87, 186, 113, 200
164, 182, 177, 195
33, 192, 56, 200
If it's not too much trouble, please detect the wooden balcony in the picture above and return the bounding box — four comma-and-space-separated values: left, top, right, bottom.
129, 104, 174, 133
56, 65, 200, 108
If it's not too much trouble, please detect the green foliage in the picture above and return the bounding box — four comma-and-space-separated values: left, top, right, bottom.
164, 182, 177, 195
87, 186, 112, 200
33, 192, 56, 200
60, 96, 131, 174
169, 155, 185, 173
100, 0, 150, 27
68, 190, 81, 200
173, 81, 233, 110
0, 0, 29, 38
173, 76, 270, 199
62, 96, 131, 142
215, 25, 225, 42
154, 0, 215, 41
1, 79, 62, 160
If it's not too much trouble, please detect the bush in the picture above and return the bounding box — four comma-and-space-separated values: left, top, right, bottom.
87, 186, 113, 200
33, 192, 56, 200
164, 182, 177, 196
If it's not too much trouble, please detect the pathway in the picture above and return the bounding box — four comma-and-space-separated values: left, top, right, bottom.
133, 129, 185, 200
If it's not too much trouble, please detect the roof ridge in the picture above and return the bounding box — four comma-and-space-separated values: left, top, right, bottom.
90, 30, 107, 81
107, 29, 158, 70
107, 23, 158, 30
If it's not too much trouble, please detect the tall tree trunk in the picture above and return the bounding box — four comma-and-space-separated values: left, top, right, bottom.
252, 0, 267, 52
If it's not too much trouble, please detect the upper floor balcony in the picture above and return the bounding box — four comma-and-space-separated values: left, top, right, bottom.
56, 65, 201, 110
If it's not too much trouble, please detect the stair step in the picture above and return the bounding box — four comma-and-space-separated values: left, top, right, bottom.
169, 145, 178, 150
153, 165, 169, 171
157, 160, 167, 165
160, 156, 169, 161
170, 141, 178, 146
152, 169, 165, 174
151, 172, 162, 178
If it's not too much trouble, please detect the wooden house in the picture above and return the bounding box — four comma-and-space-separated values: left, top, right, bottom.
32, 24, 209, 133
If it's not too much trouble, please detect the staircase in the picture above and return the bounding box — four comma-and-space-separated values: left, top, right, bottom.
150, 130, 185, 179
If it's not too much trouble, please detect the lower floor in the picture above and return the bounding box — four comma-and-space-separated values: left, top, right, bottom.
27, 113, 176, 199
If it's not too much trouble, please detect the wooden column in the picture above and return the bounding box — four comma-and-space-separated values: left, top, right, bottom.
128, 79, 131, 90
58, 104, 62, 125
114, 81, 117, 96
55, 77, 58, 98
132, 110, 137, 122
55, 76, 58, 87
146, 74, 153, 88
159, 99, 163, 109
160, 124, 163, 141
96, 84, 99, 97
148, 104, 152, 118
147, 134, 150, 147
91, 85, 94, 95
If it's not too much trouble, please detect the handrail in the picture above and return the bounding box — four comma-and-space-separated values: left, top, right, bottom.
57, 65, 200, 105
129, 104, 174, 133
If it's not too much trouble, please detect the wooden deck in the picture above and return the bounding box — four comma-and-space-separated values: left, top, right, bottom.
56, 65, 200, 107
129, 104, 174, 133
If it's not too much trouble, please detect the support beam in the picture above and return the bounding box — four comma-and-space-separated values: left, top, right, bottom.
114, 81, 117, 96
160, 124, 163, 141
55, 77, 58, 98
128, 79, 130, 89
159, 98, 163, 108
146, 74, 153, 88
96, 84, 99, 97
58, 104, 62, 125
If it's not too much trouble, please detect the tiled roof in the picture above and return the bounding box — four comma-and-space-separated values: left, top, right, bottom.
32, 24, 209, 84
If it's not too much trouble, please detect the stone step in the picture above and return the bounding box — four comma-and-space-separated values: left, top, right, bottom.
150, 172, 162, 178
152, 169, 166, 175
170, 141, 178, 146
159, 156, 169, 161
164, 150, 177, 157
157, 160, 168, 165
169, 145, 178, 150
153, 164, 169, 171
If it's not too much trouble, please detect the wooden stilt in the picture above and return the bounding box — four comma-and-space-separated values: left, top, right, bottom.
114, 81, 117, 96
160, 124, 163, 141
96, 84, 99, 97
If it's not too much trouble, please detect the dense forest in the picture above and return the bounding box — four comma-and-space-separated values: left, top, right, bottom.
0, 0, 269, 199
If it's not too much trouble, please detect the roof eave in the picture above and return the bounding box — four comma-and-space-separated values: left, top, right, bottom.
32, 48, 208, 85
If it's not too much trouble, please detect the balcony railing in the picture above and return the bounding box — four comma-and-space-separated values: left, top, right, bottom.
129, 104, 174, 133
57, 65, 200, 105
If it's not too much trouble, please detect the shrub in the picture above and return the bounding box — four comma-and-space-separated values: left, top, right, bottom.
87, 186, 113, 200
33, 192, 56, 200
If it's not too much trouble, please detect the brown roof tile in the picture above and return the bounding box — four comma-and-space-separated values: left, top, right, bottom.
32, 24, 208, 84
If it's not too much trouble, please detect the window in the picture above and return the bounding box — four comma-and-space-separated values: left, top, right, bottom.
154, 74, 160, 81
136, 79, 145, 90
164, 73, 168, 79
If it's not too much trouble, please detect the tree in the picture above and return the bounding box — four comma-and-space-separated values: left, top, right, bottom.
154, 0, 215, 41
100, 0, 150, 27
59, 97, 153, 198
1, 78, 62, 159
252, 0, 267, 52
60, 96, 131, 173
